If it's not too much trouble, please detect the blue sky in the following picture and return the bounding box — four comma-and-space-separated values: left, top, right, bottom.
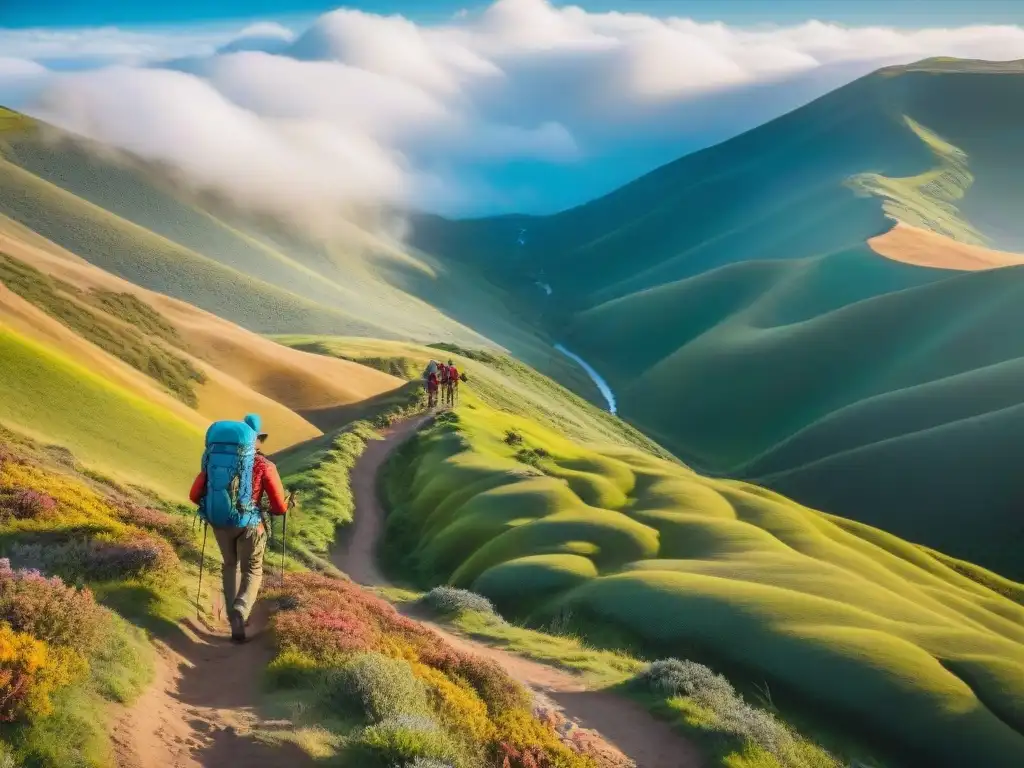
6, 0, 1024, 28
4, 0, 1024, 217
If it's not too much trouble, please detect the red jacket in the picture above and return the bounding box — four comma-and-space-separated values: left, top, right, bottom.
189, 453, 288, 516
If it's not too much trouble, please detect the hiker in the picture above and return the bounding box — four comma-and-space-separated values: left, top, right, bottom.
445, 359, 460, 406
438, 360, 450, 401
427, 368, 439, 408
189, 413, 291, 643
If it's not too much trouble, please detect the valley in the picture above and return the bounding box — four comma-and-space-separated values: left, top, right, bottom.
1, 52, 1024, 768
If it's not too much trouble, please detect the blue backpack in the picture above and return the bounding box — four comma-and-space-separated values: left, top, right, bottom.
199, 419, 261, 528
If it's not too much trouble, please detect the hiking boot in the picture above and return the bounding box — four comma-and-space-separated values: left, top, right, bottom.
229, 609, 246, 643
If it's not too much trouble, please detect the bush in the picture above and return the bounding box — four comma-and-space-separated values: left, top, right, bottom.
435, 653, 528, 717
635, 659, 809, 764
422, 587, 499, 619
109, 500, 192, 549
324, 653, 429, 723
637, 658, 734, 701
0, 489, 57, 521
504, 431, 524, 446
493, 708, 597, 768
411, 661, 494, 744
0, 622, 86, 721
356, 714, 464, 767
0, 559, 106, 654
515, 449, 548, 469
5, 535, 179, 583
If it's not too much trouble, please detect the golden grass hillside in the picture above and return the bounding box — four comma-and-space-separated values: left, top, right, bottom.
869, 221, 1024, 270
0, 215, 403, 445
382, 398, 1024, 768
0, 217, 406, 495
0, 325, 201, 497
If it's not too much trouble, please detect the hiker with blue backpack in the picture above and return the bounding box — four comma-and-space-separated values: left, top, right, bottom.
189, 414, 294, 642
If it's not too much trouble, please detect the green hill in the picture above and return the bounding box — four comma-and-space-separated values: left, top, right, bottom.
0, 325, 202, 497
413, 60, 1024, 578
382, 390, 1024, 768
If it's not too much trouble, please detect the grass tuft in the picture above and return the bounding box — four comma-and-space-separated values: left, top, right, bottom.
420, 587, 500, 620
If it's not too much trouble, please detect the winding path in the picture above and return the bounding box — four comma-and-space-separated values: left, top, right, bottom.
113, 608, 316, 768
334, 415, 702, 768
114, 415, 700, 768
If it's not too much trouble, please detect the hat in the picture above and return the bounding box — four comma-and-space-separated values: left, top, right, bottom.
244, 413, 267, 440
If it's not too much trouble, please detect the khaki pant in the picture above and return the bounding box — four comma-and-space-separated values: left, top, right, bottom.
213, 524, 267, 621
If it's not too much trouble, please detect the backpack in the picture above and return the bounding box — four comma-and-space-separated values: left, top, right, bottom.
199, 420, 261, 528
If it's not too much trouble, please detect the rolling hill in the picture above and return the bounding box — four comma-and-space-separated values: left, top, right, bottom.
0, 211, 402, 496
378, 353, 1024, 768
412, 58, 1024, 579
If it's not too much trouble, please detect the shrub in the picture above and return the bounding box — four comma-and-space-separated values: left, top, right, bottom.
5, 535, 179, 583
504, 430, 524, 446
87, 290, 181, 345
493, 708, 598, 768
411, 661, 495, 743
356, 714, 464, 767
324, 653, 429, 723
515, 449, 548, 468
422, 587, 499, 619
637, 658, 734, 701
0, 622, 86, 721
635, 659, 807, 764
440, 654, 529, 716
109, 500, 192, 549
0, 559, 106, 654
0, 489, 57, 521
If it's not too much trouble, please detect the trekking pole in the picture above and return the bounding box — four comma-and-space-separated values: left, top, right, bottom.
196, 521, 208, 622
281, 513, 288, 587
281, 490, 295, 587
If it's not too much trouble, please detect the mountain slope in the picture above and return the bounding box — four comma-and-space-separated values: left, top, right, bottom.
414, 59, 1024, 578
0, 107, 600, 404
381, 369, 1024, 768
0, 214, 404, 494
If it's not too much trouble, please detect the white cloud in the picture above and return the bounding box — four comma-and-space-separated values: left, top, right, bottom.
10, 0, 1024, 217
216, 22, 295, 54
0, 57, 50, 108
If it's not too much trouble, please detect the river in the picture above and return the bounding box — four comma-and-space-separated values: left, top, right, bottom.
554, 343, 617, 415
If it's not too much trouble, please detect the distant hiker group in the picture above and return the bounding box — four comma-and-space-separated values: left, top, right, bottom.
190, 413, 295, 643
424, 358, 461, 409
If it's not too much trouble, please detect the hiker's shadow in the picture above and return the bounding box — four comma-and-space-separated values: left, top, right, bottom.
167, 607, 274, 710
160, 607, 321, 766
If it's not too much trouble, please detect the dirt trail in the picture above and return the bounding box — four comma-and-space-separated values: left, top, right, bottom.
335, 415, 703, 768
113, 608, 316, 768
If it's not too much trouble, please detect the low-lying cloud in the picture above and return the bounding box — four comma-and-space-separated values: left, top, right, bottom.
6, 0, 1024, 218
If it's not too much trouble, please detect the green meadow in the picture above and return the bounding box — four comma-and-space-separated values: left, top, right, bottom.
0, 327, 201, 498
381, 387, 1024, 767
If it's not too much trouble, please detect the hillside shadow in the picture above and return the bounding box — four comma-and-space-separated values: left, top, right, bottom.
298, 381, 423, 432
162, 608, 322, 767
